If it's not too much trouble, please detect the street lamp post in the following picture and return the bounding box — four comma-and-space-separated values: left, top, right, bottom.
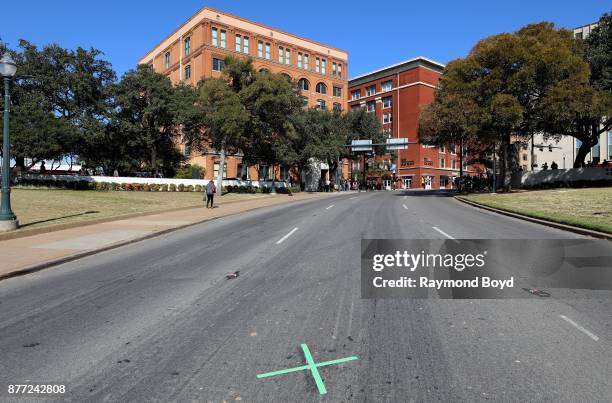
0, 52, 18, 232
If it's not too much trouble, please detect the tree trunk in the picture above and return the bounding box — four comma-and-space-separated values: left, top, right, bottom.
151, 147, 158, 177
500, 133, 512, 192
15, 157, 25, 171
574, 140, 592, 168
240, 160, 248, 180
216, 139, 226, 196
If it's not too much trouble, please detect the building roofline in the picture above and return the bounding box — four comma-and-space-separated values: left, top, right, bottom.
573, 21, 598, 30
349, 56, 445, 84
139, 6, 348, 64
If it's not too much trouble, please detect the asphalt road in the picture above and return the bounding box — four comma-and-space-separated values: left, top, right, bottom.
0, 191, 610, 402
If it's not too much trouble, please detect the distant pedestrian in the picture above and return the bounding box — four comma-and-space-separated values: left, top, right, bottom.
542, 162, 548, 170
551, 161, 558, 170
39, 161, 46, 174
205, 180, 216, 208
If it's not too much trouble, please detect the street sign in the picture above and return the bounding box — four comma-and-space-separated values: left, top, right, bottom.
386, 138, 409, 150
351, 139, 372, 152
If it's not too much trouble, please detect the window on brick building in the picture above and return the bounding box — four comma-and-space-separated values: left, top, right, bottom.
366, 85, 376, 96
258, 41, 263, 57
265, 43, 271, 59
184, 37, 191, 57
332, 62, 337, 77
285, 48, 291, 65
304, 54, 309, 69
235, 34, 242, 52
278, 46, 284, 63
321, 59, 326, 75
212, 58, 225, 72
214, 162, 227, 178
184, 64, 191, 80
383, 112, 392, 124
333, 86, 342, 97
382, 96, 392, 108
337, 64, 342, 78
366, 100, 375, 112
211, 28, 218, 46
164, 52, 170, 69
351, 89, 361, 100
315, 57, 320, 73
333, 103, 342, 112
243, 36, 249, 54
316, 82, 327, 94
220, 30, 226, 48
298, 53, 303, 68
316, 99, 326, 109
440, 158, 446, 168
383, 127, 391, 138
381, 80, 392, 92
298, 78, 310, 91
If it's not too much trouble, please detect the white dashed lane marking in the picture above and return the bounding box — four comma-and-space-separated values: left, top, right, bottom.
432, 226, 455, 240
560, 315, 599, 341
276, 227, 299, 245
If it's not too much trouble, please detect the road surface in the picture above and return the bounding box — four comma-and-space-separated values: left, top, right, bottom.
0, 191, 610, 402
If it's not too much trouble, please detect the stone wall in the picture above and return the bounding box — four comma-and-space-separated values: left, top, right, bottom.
511, 167, 612, 188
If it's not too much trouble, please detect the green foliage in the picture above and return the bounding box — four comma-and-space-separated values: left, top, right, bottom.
584, 13, 612, 91
419, 19, 609, 179
6, 40, 115, 169
112, 64, 185, 177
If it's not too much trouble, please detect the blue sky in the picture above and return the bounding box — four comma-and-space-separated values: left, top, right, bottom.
3, 1, 609, 79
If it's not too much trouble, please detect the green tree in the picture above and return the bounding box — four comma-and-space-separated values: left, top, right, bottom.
584, 13, 612, 91
344, 108, 384, 181
418, 92, 481, 182
4, 40, 115, 170
423, 22, 590, 187
239, 69, 303, 187
541, 12, 612, 168
198, 77, 249, 193
113, 64, 183, 176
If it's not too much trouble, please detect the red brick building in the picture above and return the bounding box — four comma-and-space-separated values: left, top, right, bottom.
139, 7, 348, 182
348, 57, 463, 190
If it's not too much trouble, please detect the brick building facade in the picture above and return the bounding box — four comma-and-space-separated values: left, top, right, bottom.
348, 57, 466, 190
139, 7, 348, 181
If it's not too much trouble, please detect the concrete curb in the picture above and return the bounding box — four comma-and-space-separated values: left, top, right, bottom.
0, 192, 342, 282
454, 196, 612, 241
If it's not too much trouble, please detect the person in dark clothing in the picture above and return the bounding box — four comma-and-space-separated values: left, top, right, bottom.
205, 180, 216, 208
551, 161, 558, 170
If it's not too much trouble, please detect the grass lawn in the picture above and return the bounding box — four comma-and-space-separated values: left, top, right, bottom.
461, 187, 612, 234
10, 188, 267, 231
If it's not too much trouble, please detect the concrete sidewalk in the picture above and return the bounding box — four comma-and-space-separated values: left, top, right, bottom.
0, 192, 340, 279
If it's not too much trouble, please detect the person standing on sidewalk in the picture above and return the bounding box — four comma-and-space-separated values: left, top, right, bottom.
205, 180, 216, 208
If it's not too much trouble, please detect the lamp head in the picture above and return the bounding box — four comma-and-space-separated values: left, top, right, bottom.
0, 52, 17, 78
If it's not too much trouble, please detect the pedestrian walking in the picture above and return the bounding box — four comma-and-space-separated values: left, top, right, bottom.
205, 180, 216, 208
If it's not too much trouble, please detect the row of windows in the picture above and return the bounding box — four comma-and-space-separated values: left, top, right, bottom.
164, 30, 345, 82
350, 80, 393, 100
297, 79, 342, 97
210, 26, 343, 77
401, 159, 460, 169
362, 96, 393, 112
